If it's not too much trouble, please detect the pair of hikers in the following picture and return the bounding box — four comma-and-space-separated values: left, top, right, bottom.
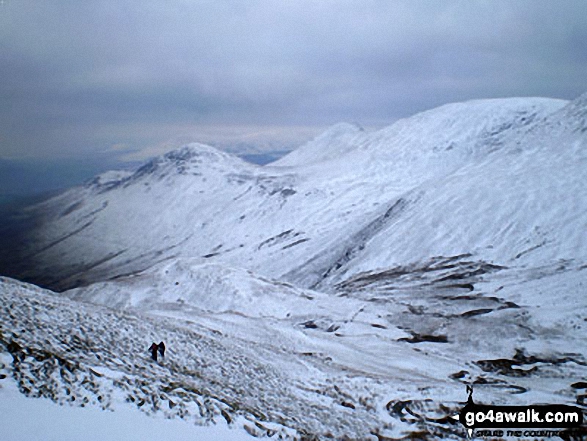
149, 341, 165, 362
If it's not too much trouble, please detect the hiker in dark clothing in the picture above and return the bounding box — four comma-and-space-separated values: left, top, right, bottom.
158, 341, 166, 359
149, 342, 159, 361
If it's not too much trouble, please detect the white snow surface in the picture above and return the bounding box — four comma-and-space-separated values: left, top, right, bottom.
0, 377, 253, 441
1, 94, 587, 439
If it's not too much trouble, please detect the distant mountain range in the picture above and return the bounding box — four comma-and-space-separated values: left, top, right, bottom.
2, 94, 585, 292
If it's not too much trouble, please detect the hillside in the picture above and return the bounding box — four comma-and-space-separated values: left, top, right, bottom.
1, 94, 586, 439
2, 253, 586, 439
1, 96, 579, 292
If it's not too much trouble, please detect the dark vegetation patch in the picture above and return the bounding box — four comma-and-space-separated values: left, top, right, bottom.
257, 229, 294, 250
281, 238, 310, 250
280, 189, 297, 197
442, 283, 475, 291
475, 349, 586, 377
449, 370, 469, 380
336, 255, 505, 293
460, 308, 494, 318
300, 320, 318, 329
498, 301, 521, 309
398, 333, 448, 344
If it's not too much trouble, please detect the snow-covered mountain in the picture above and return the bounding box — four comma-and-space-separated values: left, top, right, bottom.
1, 94, 586, 439
2, 95, 580, 292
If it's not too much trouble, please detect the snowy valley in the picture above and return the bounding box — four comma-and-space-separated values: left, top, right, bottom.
1, 94, 587, 440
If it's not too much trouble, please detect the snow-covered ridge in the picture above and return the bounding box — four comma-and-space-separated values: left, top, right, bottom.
273, 122, 366, 166
64, 259, 331, 320
133, 143, 253, 175
274, 97, 566, 169
0, 94, 584, 294
86, 143, 254, 193
308, 96, 587, 284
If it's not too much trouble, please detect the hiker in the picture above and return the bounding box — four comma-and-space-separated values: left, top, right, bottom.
149, 342, 159, 361
158, 341, 166, 359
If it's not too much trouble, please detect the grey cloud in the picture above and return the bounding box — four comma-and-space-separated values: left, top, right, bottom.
1, 0, 586, 162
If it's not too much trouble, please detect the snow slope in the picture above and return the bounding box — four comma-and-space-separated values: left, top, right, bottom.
1, 96, 575, 291
303, 95, 587, 287
0, 379, 254, 441
2, 255, 586, 439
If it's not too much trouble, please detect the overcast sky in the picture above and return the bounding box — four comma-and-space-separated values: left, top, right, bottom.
1, 0, 586, 167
